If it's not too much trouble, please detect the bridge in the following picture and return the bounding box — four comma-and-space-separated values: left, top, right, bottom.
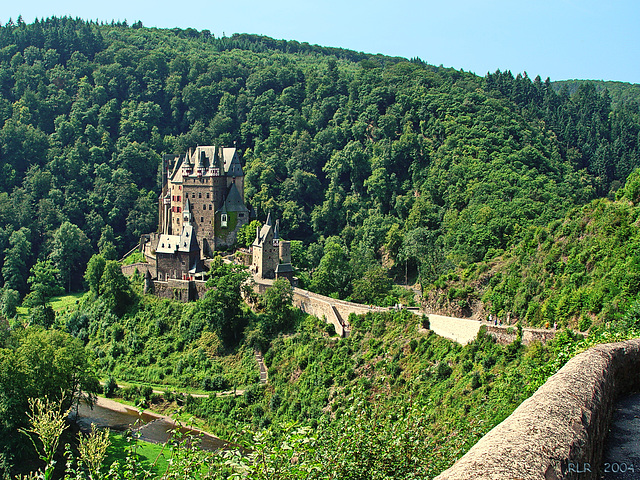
252, 276, 556, 346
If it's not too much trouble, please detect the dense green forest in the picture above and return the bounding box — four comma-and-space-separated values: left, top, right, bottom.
3, 15, 640, 479
0, 17, 639, 311
553, 79, 640, 107
424, 170, 640, 329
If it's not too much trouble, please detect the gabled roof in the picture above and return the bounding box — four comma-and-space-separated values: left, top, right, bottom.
156, 233, 181, 254
156, 224, 199, 254
222, 148, 243, 177
253, 221, 273, 247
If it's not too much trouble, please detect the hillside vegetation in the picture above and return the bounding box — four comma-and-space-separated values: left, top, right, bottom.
0, 18, 639, 313
3, 16, 640, 479
428, 170, 640, 329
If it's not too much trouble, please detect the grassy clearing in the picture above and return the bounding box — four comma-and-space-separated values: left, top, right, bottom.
16, 292, 85, 321
105, 431, 169, 475
122, 251, 146, 265
50, 292, 85, 312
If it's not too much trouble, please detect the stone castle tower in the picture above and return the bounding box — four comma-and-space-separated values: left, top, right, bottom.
158, 145, 249, 257
251, 214, 294, 281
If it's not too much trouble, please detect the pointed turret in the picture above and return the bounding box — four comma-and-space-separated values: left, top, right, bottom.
274, 219, 280, 240
265, 212, 272, 227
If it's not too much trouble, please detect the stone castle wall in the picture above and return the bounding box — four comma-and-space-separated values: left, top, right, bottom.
251, 281, 349, 337
436, 338, 640, 480
292, 288, 346, 337
121, 262, 155, 278
152, 279, 209, 302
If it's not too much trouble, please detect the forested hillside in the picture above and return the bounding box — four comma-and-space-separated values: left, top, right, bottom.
3, 15, 640, 479
553, 79, 640, 107
430, 170, 640, 329
0, 17, 639, 311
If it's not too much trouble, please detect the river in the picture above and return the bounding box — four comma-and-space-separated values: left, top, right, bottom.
70, 398, 228, 451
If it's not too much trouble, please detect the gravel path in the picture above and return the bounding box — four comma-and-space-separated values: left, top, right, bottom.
426, 314, 483, 345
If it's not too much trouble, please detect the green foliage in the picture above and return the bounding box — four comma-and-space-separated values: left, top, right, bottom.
202, 258, 250, 345
103, 376, 119, 398
260, 278, 295, 335
0, 287, 19, 319
309, 240, 352, 298
476, 188, 640, 327
2, 228, 31, 295
237, 219, 261, 248
100, 260, 133, 316
0, 18, 637, 309
24, 259, 63, 307
0, 327, 99, 472
350, 266, 393, 305
85, 254, 106, 296
50, 221, 91, 293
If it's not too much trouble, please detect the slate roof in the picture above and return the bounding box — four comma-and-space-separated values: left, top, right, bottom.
275, 263, 294, 273
156, 224, 199, 254
223, 148, 243, 177
223, 183, 248, 212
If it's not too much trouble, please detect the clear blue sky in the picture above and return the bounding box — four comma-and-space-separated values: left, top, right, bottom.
5, 0, 640, 84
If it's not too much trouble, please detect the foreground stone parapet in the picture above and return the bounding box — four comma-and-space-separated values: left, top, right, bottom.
436, 338, 640, 480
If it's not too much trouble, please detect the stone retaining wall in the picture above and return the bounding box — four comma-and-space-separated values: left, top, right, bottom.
121, 262, 155, 278
435, 338, 640, 480
483, 324, 557, 345
292, 289, 346, 337
152, 279, 209, 302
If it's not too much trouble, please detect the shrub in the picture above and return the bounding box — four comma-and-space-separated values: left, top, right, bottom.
140, 385, 153, 401
470, 372, 481, 389
578, 315, 592, 332
103, 376, 118, 398
436, 362, 452, 379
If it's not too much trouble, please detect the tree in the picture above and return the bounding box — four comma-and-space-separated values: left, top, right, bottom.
0, 328, 99, 472
261, 278, 294, 335
400, 227, 448, 287
0, 288, 19, 319
23, 259, 63, 307
84, 254, 106, 296
201, 258, 249, 344
236, 219, 261, 248
100, 260, 133, 316
2, 228, 31, 296
98, 225, 118, 260
310, 240, 353, 299
50, 222, 91, 292
350, 266, 393, 305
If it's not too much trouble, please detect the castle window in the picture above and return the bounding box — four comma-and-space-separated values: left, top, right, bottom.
209, 205, 212, 210
221, 213, 228, 227
192, 193, 195, 198
177, 207, 181, 212
200, 217, 204, 222
199, 193, 202, 198
177, 196, 181, 201
206, 193, 210, 199
239, 213, 245, 218
203, 204, 206, 210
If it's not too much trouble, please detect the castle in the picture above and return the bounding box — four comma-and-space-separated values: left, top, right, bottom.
129, 145, 297, 300
155, 145, 249, 281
